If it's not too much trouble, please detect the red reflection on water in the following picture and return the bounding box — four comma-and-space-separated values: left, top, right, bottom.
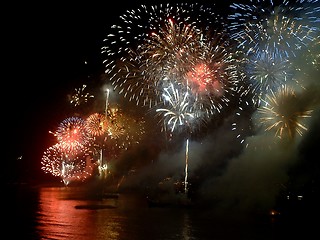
36, 187, 120, 240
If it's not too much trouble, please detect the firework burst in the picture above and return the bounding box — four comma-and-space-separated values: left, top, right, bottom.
52, 116, 92, 154
106, 104, 145, 150
228, 0, 320, 106
68, 84, 94, 107
245, 46, 302, 106
102, 2, 241, 114
228, 0, 320, 58
85, 113, 109, 137
41, 143, 95, 185
155, 82, 198, 135
255, 86, 313, 139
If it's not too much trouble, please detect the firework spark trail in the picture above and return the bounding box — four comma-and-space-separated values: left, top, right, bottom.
302, 37, 320, 71
231, 96, 256, 146
184, 138, 189, 194
105, 88, 110, 117
155, 82, 206, 194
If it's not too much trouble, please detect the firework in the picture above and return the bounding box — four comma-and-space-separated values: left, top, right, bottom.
102, 2, 240, 113
105, 88, 110, 117
53, 117, 91, 153
85, 113, 109, 137
101, 2, 243, 195
155, 82, 197, 134
228, 0, 320, 58
84, 112, 110, 179
245, 46, 301, 106
155, 82, 194, 192
228, 0, 320, 106
41, 143, 95, 185
302, 37, 320, 71
106, 104, 145, 151
231, 95, 256, 146
184, 138, 189, 194
68, 84, 94, 107
255, 86, 313, 139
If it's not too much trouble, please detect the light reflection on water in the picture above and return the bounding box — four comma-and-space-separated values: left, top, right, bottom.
7, 185, 291, 240
35, 186, 198, 240
36, 187, 116, 239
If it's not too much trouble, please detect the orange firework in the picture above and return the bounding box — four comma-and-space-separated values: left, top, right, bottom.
85, 113, 109, 137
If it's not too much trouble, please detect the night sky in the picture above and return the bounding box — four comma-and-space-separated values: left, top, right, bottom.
5, 0, 320, 214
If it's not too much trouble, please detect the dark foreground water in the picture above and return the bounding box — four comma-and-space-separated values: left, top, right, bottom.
4, 183, 318, 240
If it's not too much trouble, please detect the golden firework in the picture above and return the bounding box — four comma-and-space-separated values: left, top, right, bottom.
257, 86, 313, 139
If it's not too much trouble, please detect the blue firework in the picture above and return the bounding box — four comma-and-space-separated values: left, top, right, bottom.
228, 0, 320, 58
245, 46, 301, 106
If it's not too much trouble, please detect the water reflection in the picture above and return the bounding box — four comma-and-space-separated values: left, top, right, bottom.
35, 186, 198, 240
181, 212, 192, 239
36, 187, 120, 239
7, 185, 295, 239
